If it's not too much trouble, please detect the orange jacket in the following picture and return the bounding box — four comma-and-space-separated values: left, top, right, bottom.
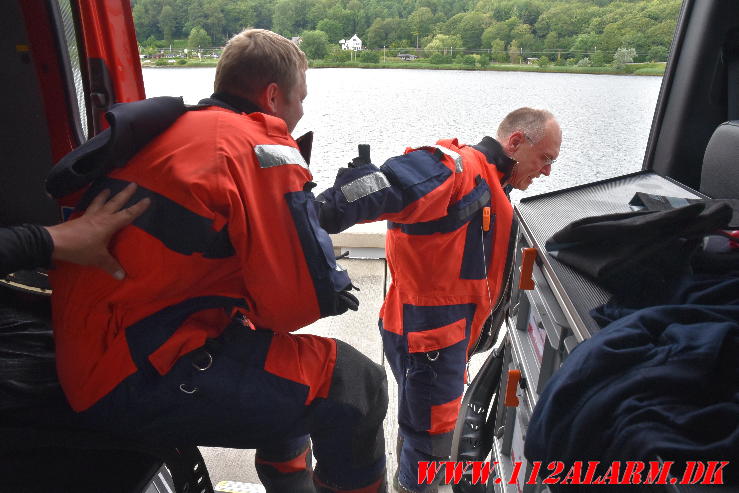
51, 105, 351, 411
318, 137, 515, 356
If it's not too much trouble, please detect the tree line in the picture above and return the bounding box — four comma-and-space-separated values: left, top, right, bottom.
133, 0, 681, 63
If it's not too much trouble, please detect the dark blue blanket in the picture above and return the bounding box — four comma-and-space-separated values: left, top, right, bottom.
525, 273, 739, 488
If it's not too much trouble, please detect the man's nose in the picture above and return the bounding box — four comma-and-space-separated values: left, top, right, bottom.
541, 164, 551, 176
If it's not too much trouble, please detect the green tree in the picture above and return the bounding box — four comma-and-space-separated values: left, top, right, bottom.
647, 45, 668, 62
273, 0, 313, 38
250, 0, 274, 29
485, 0, 542, 26
159, 5, 176, 44
326, 5, 354, 39
131, 0, 682, 66
300, 30, 330, 59
185, 0, 207, 36
569, 33, 599, 58
458, 12, 489, 50
347, 0, 367, 36
360, 50, 380, 63
424, 34, 463, 56
133, 0, 163, 40
510, 22, 535, 54
591, 49, 606, 67
429, 53, 453, 64
442, 12, 466, 37
490, 39, 506, 63
544, 32, 560, 52
462, 54, 476, 67
408, 7, 434, 47
478, 53, 490, 68
508, 40, 521, 64
364, 18, 387, 48
535, 4, 599, 39
537, 56, 550, 67
203, 3, 225, 43
222, 2, 255, 37
329, 47, 352, 63
144, 35, 159, 48
273, 0, 298, 37
188, 26, 210, 50
482, 21, 511, 47
317, 18, 343, 43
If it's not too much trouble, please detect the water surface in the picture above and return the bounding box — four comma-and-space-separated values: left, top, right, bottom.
143, 67, 662, 201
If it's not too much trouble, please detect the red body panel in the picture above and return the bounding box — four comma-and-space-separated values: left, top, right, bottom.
19, 1, 78, 161
77, 0, 146, 111
20, 0, 144, 159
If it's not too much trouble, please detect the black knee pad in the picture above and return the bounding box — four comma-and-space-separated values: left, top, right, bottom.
331, 339, 388, 466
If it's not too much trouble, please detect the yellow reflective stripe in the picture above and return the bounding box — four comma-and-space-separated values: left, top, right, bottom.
255, 145, 308, 169
341, 172, 391, 202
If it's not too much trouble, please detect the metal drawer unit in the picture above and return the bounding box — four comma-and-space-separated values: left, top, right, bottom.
514, 171, 705, 342
487, 172, 704, 493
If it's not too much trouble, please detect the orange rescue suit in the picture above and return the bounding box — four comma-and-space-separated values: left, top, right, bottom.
319, 138, 515, 357
51, 106, 351, 411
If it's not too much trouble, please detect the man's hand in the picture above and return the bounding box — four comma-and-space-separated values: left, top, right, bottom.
347, 144, 372, 168
46, 183, 151, 280
336, 289, 359, 314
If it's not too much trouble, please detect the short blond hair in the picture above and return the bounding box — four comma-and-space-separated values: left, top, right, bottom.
214, 29, 308, 100
497, 107, 556, 144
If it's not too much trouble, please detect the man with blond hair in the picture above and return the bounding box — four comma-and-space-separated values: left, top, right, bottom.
51, 29, 387, 493
318, 107, 561, 492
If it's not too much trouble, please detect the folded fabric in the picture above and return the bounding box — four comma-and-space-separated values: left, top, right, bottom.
629, 192, 739, 228
525, 274, 739, 491
546, 202, 733, 306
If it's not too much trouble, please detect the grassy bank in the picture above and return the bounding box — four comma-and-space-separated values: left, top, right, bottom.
142, 58, 665, 76
308, 59, 666, 76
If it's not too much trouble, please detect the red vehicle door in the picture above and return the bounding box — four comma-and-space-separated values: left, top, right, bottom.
6, 0, 144, 226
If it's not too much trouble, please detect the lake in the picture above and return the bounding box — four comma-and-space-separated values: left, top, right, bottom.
143, 67, 662, 201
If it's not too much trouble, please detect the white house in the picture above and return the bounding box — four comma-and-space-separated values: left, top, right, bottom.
339, 34, 362, 51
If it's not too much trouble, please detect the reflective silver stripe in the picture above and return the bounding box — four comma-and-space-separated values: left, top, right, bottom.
432, 145, 463, 173
341, 172, 391, 203
255, 145, 308, 169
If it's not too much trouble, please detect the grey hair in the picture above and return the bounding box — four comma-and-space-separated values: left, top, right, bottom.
497, 107, 555, 144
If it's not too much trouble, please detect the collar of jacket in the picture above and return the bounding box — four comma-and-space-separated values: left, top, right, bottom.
473, 136, 517, 184
199, 92, 265, 115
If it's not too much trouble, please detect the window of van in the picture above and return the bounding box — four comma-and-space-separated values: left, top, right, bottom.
54, 0, 88, 142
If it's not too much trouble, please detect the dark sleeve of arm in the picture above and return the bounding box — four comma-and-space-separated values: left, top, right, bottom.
316, 150, 454, 233
0, 224, 53, 276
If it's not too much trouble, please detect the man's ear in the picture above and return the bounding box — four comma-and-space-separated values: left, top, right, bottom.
502, 131, 523, 155
257, 82, 280, 115
508, 131, 525, 150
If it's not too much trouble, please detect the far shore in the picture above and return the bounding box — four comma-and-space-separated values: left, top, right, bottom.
141, 60, 665, 77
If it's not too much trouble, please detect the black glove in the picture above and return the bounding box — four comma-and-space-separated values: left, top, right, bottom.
336, 289, 360, 314
347, 144, 372, 168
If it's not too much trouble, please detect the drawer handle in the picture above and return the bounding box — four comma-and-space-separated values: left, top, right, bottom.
504, 369, 521, 407
519, 248, 537, 290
